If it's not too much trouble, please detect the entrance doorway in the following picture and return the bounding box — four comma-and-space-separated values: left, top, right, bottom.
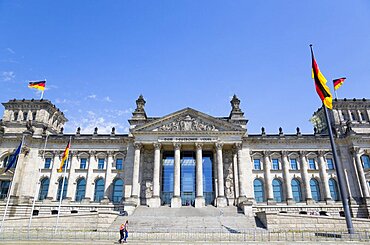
181, 152, 196, 206
160, 150, 215, 207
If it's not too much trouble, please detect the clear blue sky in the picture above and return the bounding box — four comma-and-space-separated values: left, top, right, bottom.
1, 1, 369, 134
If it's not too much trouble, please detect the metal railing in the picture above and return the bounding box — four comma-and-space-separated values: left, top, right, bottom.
0, 226, 369, 242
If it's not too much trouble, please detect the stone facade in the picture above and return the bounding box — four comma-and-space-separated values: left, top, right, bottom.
0, 96, 369, 219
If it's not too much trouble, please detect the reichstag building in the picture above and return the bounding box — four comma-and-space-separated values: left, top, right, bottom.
0, 95, 369, 218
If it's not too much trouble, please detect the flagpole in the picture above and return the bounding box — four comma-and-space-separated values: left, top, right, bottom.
323, 105, 354, 234
0, 134, 25, 233
28, 134, 49, 232
40, 78, 46, 100
54, 136, 72, 234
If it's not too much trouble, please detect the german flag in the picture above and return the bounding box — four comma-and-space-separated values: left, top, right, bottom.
57, 142, 70, 173
28, 81, 46, 91
333, 77, 346, 90
310, 45, 333, 110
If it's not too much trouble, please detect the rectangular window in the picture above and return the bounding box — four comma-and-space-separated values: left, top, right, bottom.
272, 159, 279, 170
326, 158, 334, 170
98, 158, 105, 169
290, 159, 298, 170
253, 159, 261, 170
44, 158, 51, 169
308, 159, 316, 170
80, 158, 87, 169
116, 159, 123, 170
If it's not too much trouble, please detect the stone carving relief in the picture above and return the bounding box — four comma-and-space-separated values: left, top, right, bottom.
140, 149, 154, 199
158, 115, 218, 132
223, 150, 234, 199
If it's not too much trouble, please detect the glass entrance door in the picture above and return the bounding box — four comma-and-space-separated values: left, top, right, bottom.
181, 152, 196, 206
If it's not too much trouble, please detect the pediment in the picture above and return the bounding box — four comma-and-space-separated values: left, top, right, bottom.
132, 108, 244, 133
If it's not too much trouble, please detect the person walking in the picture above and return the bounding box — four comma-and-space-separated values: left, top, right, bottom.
118, 223, 125, 244
123, 220, 129, 243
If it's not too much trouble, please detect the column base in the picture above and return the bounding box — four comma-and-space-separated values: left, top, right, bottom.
128, 196, 140, 206
81, 197, 91, 204
239, 200, 254, 217
216, 197, 227, 207
325, 198, 335, 204
101, 197, 110, 204
306, 198, 314, 205
171, 196, 182, 208
148, 196, 161, 207
267, 199, 276, 205
237, 196, 249, 205
195, 196, 205, 208
286, 198, 295, 205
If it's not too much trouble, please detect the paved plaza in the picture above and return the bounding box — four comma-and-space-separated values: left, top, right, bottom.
0, 240, 368, 245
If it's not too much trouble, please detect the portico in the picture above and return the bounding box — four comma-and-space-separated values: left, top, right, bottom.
130, 139, 246, 208
127, 96, 248, 208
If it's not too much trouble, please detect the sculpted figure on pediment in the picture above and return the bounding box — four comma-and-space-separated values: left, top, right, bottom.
158, 115, 218, 132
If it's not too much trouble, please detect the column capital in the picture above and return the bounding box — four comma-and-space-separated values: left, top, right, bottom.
107, 150, 114, 157
281, 150, 289, 157
69, 150, 78, 157
173, 143, 181, 150
215, 142, 223, 150
53, 150, 60, 156
195, 143, 203, 150
299, 150, 307, 157
153, 143, 161, 150
263, 150, 270, 157
317, 150, 326, 157
234, 143, 242, 151
89, 150, 96, 156
134, 143, 143, 150
350, 147, 361, 155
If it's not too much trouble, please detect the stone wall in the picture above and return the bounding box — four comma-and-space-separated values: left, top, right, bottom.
2, 212, 117, 231
256, 211, 370, 232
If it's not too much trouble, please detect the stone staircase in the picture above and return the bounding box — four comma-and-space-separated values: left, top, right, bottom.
110, 205, 262, 233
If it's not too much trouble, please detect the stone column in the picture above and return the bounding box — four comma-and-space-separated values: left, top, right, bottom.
216, 142, 227, 207
149, 143, 161, 207
213, 150, 218, 204
66, 151, 77, 201
300, 151, 313, 203
348, 110, 353, 121
232, 147, 239, 200
46, 151, 60, 201
236, 143, 248, 204
263, 151, 275, 204
281, 151, 293, 204
195, 143, 205, 208
171, 143, 182, 208
102, 151, 113, 204
353, 148, 370, 200
131, 143, 142, 204
83, 151, 95, 202
318, 151, 332, 203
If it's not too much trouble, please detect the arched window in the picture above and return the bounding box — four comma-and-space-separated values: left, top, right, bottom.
56, 177, 68, 201
38, 178, 49, 201
23, 111, 28, 121
329, 178, 340, 201
310, 178, 321, 202
75, 178, 86, 202
0, 181, 10, 200
361, 155, 370, 169
2, 156, 9, 168
94, 178, 105, 202
253, 179, 264, 203
112, 179, 123, 203
272, 179, 283, 202
291, 178, 302, 202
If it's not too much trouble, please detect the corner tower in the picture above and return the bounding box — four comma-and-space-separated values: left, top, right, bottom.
1, 99, 68, 136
